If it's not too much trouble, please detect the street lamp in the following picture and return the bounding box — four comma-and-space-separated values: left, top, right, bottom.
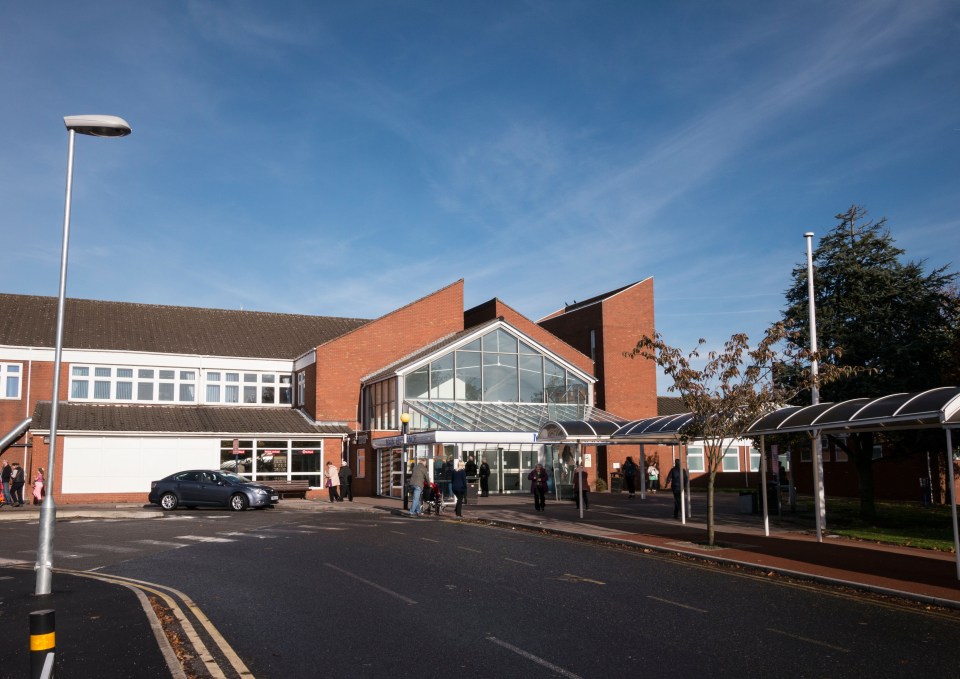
805, 231, 826, 543
35, 115, 132, 596
400, 412, 411, 510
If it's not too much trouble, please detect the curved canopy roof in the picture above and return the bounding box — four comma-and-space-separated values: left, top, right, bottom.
538, 419, 624, 442
538, 412, 696, 444
746, 386, 960, 436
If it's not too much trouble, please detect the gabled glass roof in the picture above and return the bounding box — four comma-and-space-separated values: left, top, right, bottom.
407, 399, 625, 434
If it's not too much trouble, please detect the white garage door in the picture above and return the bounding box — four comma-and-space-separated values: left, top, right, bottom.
62, 437, 218, 494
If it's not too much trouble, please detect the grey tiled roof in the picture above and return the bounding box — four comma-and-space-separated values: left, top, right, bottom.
31, 402, 350, 435
0, 293, 369, 359
657, 396, 687, 416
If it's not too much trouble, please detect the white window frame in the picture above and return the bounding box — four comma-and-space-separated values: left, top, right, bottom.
204, 371, 293, 406
721, 445, 740, 472
686, 446, 705, 472
69, 364, 198, 404
1, 362, 23, 399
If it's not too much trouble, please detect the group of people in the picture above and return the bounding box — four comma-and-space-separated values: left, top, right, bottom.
527, 460, 591, 511
322, 460, 353, 503
620, 456, 661, 498
1, 459, 43, 508
408, 455, 495, 518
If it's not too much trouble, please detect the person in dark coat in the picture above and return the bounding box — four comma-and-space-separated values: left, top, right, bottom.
338, 460, 353, 502
621, 456, 639, 498
9, 462, 25, 507
479, 459, 490, 497
664, 460, 689, 519
528, 463, 548, 511
451, 459, 468, 517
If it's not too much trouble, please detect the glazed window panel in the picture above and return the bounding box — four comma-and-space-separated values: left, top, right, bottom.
566, 375, 588, 404
519, 354, 544, 402
455, 351, 482, 400
406, 366, 429, 399
686, 446, 705, 472
1, 364, 20, 399
430, 354, 454, 399
483, 353, 518, 402
543, 358, 566, 403
94, 381, 111, 399
721, 447, 740, 472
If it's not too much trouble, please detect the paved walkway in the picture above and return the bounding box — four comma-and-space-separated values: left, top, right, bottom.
1, 490, 958, 677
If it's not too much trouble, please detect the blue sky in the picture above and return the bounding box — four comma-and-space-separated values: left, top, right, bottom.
2, 1, 958, 393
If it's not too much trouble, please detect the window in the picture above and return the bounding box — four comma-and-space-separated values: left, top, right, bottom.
749, 448, 760, 472
297, 372, 306, 406
205, 371, 291, 405
69, 364, 199, 404
404, 327, 590, 405
721, 446, 740, 472
1, 363, 23, 399
686, 446, 705, 472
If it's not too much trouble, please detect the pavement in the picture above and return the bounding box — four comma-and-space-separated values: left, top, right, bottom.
1, 491, 958, 677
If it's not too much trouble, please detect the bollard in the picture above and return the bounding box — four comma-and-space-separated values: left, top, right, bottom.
30, 609, 55, 679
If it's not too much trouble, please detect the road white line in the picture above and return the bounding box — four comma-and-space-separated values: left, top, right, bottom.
324, 563, 417, 605
486, 636, 584, 679
135, 540, 190, 548
85, 543, 141, 553
646, 595, 708, 613
766, 628, 850, 653
504, 558, 537, 567
457, 546, 482, 553
175, 535, 236, 543
420, 537, 440, 543
217, 532, 278, 539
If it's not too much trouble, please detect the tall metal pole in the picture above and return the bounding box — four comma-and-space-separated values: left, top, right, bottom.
35, 115, 130, 595
805, 232, 826, 542
400, 413, 410, 510
35, 130, 77, 596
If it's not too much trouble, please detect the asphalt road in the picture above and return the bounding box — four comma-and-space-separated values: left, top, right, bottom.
3, 508, 959, 678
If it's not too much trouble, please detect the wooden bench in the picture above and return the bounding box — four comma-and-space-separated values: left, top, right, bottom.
265, 479, 310, 499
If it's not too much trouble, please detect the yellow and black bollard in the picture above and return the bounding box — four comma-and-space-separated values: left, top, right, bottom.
30, 609, 55, 679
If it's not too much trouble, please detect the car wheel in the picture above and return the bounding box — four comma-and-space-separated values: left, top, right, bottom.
230, 494, 249, 511
160, 492, 179, 510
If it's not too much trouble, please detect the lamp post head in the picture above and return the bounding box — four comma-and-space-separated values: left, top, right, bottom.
64, 115, 131, 138
400, 413, 411, 424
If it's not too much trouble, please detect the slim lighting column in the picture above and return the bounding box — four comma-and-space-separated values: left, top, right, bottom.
35, 115, 131, 596
805, 231, 826, 543
400, 412, 411, 510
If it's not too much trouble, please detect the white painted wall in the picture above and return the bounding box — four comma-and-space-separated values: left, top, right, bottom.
62, 436, 218, 493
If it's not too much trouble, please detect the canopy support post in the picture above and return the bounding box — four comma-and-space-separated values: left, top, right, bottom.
760, 434, 769, 537
946, 428, 959, 580
639, 443, 646, 500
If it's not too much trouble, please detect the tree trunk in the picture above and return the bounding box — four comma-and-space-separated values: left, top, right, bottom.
707, 470, 716, 546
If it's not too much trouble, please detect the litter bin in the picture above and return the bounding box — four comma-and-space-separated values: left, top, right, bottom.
610, 472, 622, 494
738, 491, 756, 514
466, 477, 479, 502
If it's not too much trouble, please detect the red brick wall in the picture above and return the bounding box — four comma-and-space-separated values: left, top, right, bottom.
538, 279, 657, 420
598, 279, 657, 420
313, 281, 465, 426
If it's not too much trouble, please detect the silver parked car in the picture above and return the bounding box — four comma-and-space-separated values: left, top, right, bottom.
149, 470, 279, 511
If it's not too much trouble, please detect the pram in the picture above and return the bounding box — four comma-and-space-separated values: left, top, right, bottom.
421, 481, 446, 515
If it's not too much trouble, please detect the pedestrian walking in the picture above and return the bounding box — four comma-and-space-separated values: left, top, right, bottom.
663, 460, 689, 519
528, 463, 548, 511
338, 460, 353, 501
324, 460, 342, 502
622, 456, 639, 497
9, 462, 25, 507
479, 459, 490, 497
451, 459, 467, 517
0, 459, 12, 506
409, 458, 428, 517
648, 461, 659, 494
33, 467, 44, 505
